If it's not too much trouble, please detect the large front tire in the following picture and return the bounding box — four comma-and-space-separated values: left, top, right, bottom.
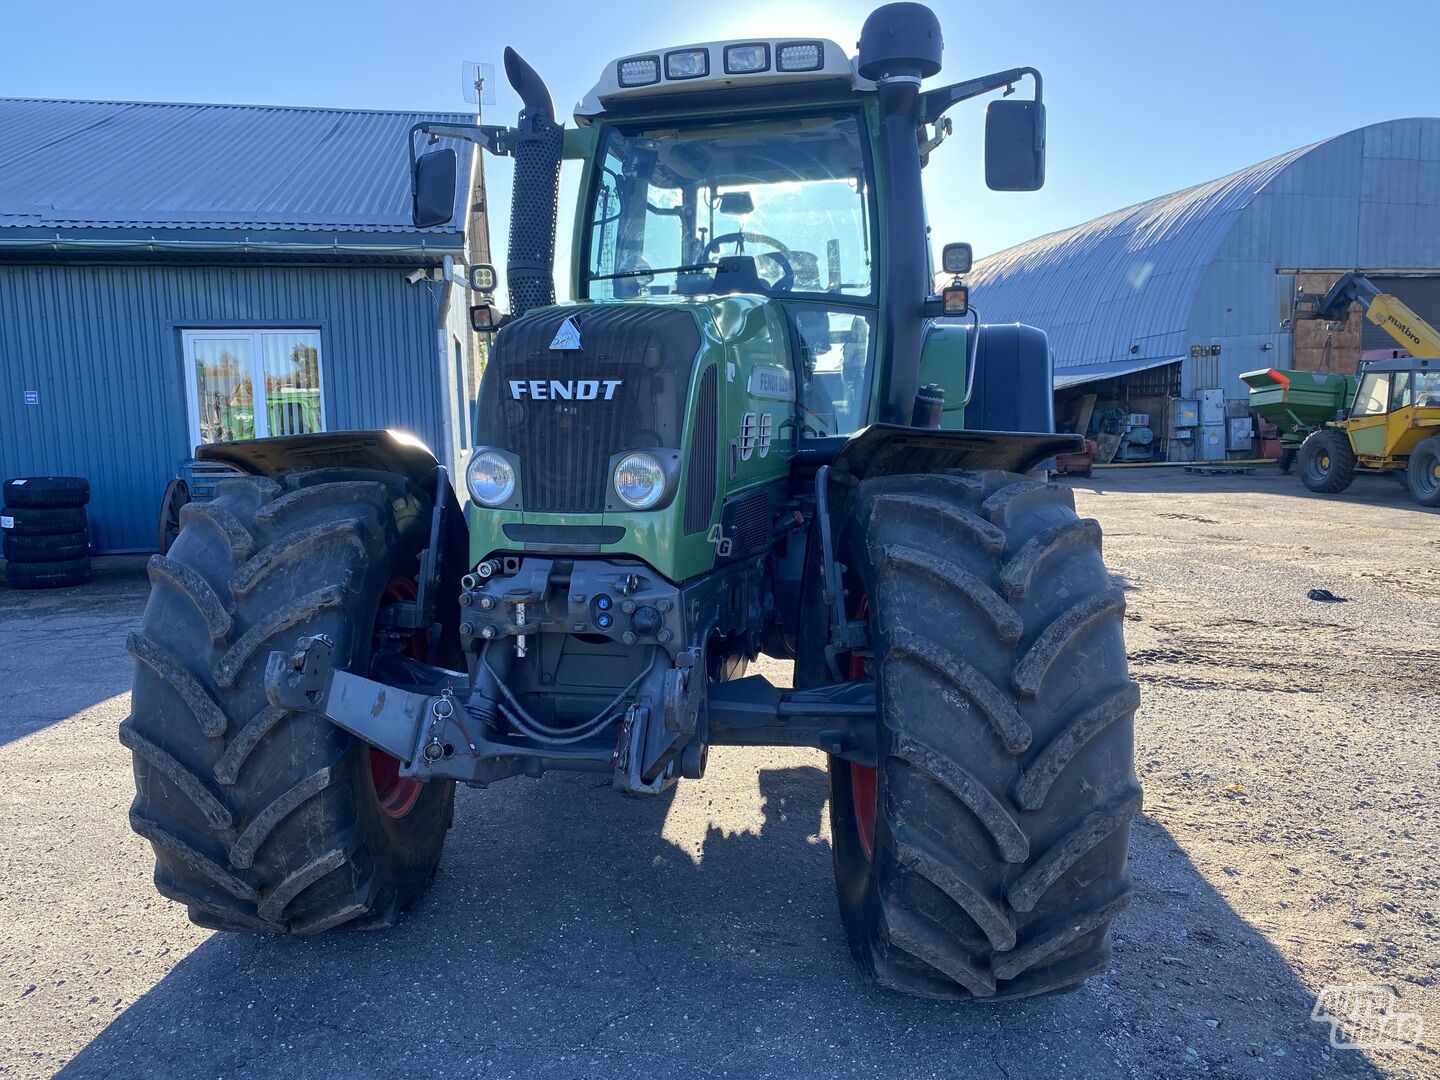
123, 472, 454, 934
1406, 435, 1440, 507
1298, 428, 1357, 493
809, 471, 1140, 1000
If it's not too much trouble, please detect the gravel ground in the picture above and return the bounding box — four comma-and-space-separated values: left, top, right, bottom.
0, 465, 1435, 1079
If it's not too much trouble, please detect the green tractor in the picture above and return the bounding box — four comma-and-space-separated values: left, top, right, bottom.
123, 3, 1140, 1000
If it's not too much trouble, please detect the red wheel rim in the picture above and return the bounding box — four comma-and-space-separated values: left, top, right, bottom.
848, 597, 877, 861
369, 578, 426, 819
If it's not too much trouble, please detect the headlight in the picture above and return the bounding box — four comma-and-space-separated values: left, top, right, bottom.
777, 42, 824, 72
613, 452, 666, 510
467, 450, 515, 507
723, 43, 770, 74
665, 48, 709, 80
617, 56, 661, 87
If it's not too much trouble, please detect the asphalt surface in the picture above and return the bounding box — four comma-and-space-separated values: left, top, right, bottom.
0, 465, 1435, 1079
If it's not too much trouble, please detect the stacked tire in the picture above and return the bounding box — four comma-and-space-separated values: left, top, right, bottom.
2, 477, 93, 589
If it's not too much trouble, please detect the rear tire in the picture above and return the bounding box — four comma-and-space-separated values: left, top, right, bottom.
804, 471, 1140, 1000
3, 530, 90, 563
1277, 447, 1298, 475
5, 557, 92, 589
123, 471, 454, 934
3, 476, 90, 508
1, 505, 88, 536
1406, 435, 1440, 507
1298, 429, 1356, 493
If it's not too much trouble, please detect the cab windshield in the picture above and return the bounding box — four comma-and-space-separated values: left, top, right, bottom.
585, 112, 873, 300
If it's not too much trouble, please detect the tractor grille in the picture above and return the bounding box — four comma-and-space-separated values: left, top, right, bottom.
476, 307, 701, 514
684, 365, 718, 534
726, 489, 772, 556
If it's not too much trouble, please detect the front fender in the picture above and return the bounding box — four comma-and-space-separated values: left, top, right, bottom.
197, 429, 447, 491
827, 424, 1080, 484
200, 429, 472, 668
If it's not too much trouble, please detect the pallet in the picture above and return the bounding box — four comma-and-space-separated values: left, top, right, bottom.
1184, 465, 1255, 476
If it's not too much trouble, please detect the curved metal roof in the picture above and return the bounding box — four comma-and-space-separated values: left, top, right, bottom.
969, 118, 1440, 381
0, 97, 475, 251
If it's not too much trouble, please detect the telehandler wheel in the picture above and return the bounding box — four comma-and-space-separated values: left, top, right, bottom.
1406, 435, 1440, 507
1298, 429, 1357, 494
803, 470, 1140, 1001
123, 472, 454, 934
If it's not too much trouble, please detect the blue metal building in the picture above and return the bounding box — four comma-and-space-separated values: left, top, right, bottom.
0, 98, 483, 553
969, 119, 1440, 403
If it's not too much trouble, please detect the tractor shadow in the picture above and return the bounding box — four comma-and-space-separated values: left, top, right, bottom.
57, 766, 1387, 1079
0, 565, 147, 748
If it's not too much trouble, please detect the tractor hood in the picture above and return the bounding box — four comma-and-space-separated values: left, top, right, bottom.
469, 295, 793, 582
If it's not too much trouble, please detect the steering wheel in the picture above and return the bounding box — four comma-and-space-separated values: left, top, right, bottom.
702, 231, 795, 292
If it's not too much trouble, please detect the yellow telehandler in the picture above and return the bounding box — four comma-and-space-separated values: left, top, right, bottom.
1293, 273, 1440, 506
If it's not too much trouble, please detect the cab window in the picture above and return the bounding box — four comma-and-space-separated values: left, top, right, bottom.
793, 309, 872, 438
1390, 372, 1412, 410
1352, 373, 1390, 417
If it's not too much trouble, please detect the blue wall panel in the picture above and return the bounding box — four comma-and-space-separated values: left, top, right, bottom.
0, 262, 443, 552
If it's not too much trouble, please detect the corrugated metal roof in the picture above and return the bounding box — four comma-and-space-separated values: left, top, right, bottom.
0, 97, 475, 244
1052, 355, 1181, 390
970, 139, 1319, 373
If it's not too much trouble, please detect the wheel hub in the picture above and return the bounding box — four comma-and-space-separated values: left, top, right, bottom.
370, 577, 427, 820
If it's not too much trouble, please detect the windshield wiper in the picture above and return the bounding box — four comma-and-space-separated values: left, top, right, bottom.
587, 262, 717, 282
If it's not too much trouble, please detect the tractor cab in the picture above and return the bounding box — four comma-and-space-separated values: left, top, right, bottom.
577, 79, 877, 439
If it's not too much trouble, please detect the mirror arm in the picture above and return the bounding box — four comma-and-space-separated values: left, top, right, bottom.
408, 121, 518, 164
919, 66, 1042, 128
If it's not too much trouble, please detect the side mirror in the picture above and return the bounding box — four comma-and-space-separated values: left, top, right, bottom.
941, 242, 972, 275
412, 148, 458, 228
469, 263, 498, 293
470, 302, 504, 334
984, 99, 1046, 192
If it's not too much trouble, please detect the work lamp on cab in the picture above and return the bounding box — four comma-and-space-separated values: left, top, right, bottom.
617, 56, 661, 87
666, 49, 708, 79
724, 43, 770, 74
467, 450, 516, 507
613, 453, 666, 510
777, 42, 824, 72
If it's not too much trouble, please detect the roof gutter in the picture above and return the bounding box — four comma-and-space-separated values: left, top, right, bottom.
0, 230, 466, 260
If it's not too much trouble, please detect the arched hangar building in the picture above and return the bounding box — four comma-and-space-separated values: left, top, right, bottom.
968, 117, 1440, 461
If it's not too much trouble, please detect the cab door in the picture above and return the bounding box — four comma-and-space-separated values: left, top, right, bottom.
1385, 372, 1418, 458
1347, 372, 1391, 459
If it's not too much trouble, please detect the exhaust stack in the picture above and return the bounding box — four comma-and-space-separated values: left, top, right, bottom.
857, 3, 943, 426
503, 47, 564, 318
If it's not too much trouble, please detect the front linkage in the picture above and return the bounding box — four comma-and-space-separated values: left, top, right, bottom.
266, 552, 877, 797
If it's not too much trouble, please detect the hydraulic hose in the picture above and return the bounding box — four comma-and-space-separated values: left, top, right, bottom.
480, 642, 661, 746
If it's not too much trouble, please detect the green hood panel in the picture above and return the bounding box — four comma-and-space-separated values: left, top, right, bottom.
467, 295, 794, 583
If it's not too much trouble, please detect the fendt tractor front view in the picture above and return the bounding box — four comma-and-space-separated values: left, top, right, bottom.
123, 3, 1141, 1000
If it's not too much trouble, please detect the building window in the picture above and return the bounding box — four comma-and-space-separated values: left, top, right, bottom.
182, 330, 325, 447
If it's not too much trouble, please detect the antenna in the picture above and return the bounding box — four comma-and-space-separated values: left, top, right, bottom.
461, 61, 497, 108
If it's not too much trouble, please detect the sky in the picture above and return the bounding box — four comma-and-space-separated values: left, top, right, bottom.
5, 0, 1436, 294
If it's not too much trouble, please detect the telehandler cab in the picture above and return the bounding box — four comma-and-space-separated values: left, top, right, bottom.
123, 3, 1141, 1000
